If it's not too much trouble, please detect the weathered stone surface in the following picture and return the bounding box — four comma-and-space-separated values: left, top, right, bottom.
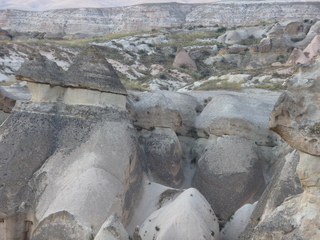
131, 91, 183, 132
303, 34, 320, 59
193, 135, 265, 221
31, 211, 89, 240
286, 48, 310, 65
0, 83, 30, 113
130, 91, 201, 136
65, 46, 127, 95
239, 150, 303, 240
95, 214, 129, 240
15, 53, 65, 85
1, 2, 320, 35
195, 94, 277, 146
0, 101, 143, 239
139, 188, 219, 240
173, 46, 197, 70
139, 128, 184, 187
248, 152, 320, 240
269, 57, 320, 156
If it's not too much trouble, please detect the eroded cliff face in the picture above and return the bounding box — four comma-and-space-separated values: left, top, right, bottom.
1, 2, 320, 34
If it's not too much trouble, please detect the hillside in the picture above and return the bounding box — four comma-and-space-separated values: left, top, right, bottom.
0, 2, 320, 34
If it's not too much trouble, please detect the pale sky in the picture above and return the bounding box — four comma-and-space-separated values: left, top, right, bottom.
0, 0, 318, 11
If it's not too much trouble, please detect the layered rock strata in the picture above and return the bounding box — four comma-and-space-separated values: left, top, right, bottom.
1, 2, 320, 35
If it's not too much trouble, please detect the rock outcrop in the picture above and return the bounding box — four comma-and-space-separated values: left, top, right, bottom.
286, 48, 310, 65
0, 83, 30, 123
16, 46, 127, 109
1, 2, 320, 35
193, 135, 265, 221
248, 50, 320, 239
0, 47, 142, 239
269, 57, 320, 156
173, 46, 197, 70
195, 94, 277, 146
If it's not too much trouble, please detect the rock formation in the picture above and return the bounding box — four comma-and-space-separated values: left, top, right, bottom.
245, 52, 320, 239
139, 188, 219, 240
286, 48, 310, 65
303, 34, 320, 59
173, 46, 197, 70
16, 46, 127, 109
0, 83, 30, 123
0, 47, 142, 239
1, 2, 320, 35
193, 135, 265, 221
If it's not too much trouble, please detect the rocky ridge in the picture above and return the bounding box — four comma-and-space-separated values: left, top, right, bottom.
1, 2, 320, 35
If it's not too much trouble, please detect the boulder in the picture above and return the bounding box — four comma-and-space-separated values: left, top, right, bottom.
131, 92, 182, 131
131, 91, 200, 136
193, 135, 265, 221
43, 32, 64, 40
0, 101, 143, 239
139, 128, 184, 187
195, 94, 277, 146
173, 46, 197, 70
224, 30, 244, 45
139, 188, 220, 240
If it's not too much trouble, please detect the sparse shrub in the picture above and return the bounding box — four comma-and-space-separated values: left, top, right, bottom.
291, 36, 304, 43
248, 34, 255, 39
155, 226, 160, 231
216, 27, 227, 33
272, 72, 280, 78
159, 74, 167, 79
202, 50, 211, 56
180, 64, 188, 69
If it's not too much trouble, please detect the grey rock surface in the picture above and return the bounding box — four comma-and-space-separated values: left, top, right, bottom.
0, 84, 31, 113
0, 101, 143, 239
269, 58, 320, 156
195, 93, 277, 146
1, 2, 320, 35
131, 91, 200, 136
239, 150, 303, 240
65, 46, 127, 95
15, 53, 65, 85
139, 128, 184, 187
193, 135, 265, 221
